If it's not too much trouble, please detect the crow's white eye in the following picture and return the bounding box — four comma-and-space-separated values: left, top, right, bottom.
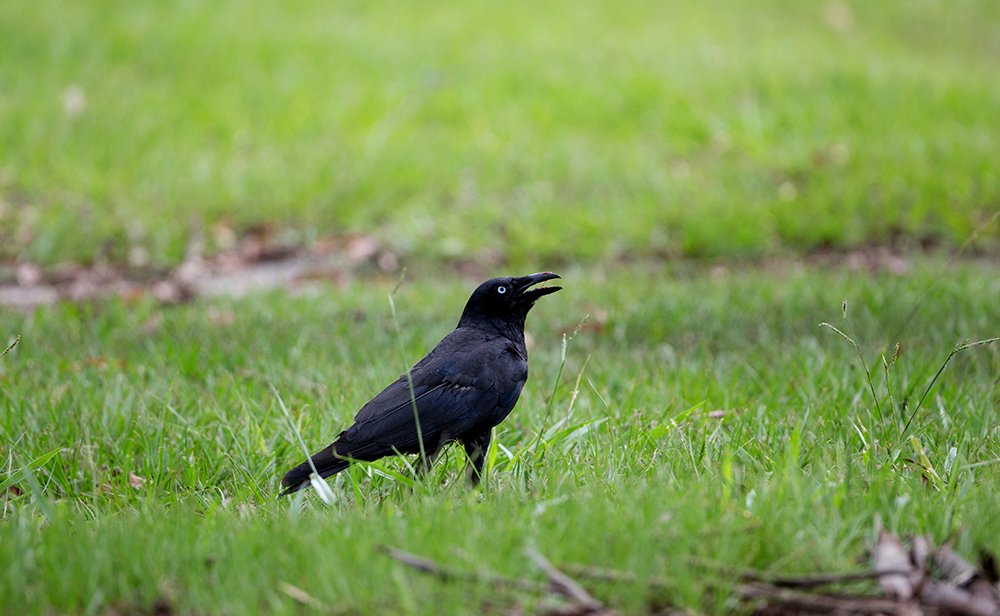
497, 286, 507, 294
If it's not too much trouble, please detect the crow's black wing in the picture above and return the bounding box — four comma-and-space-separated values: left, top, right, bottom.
334, 328, 527, 459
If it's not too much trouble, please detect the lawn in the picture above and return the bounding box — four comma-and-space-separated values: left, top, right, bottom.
2, 261, 998, 613
2, 0, 999, 267
2, 1, 1000, 614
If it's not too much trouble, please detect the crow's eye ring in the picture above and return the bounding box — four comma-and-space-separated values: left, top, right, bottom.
497, 286, 507, 294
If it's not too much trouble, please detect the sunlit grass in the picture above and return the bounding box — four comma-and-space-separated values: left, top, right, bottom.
1, 260, 997, 613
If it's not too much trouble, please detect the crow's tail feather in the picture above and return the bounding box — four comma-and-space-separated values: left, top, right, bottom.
279, 445, 351, 496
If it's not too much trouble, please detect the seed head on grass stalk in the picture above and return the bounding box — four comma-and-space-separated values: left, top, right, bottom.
898, 336, 999, 443
820, 300, 884, 425
822, 300, 999, 461
1, 335, 19, 359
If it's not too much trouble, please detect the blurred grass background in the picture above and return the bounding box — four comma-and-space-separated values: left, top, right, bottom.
2, 0, 999, 267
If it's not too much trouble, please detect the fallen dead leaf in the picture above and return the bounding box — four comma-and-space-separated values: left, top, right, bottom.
933, 544, 978, 586
345, 234, 380, 263
874, 529, 916, 600
151, 280, 186, 304
377, 250, 399, 272
16, 262, 43, 286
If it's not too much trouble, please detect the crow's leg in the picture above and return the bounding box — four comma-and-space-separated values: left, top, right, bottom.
414, 442, 444, 476
412, 429, 449, 476
462, 429, 492, 484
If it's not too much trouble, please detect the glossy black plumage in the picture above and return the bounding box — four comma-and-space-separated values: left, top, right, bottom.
280, 272, 561, 495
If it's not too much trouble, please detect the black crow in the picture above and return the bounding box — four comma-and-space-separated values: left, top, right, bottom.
281, 272, 562, 495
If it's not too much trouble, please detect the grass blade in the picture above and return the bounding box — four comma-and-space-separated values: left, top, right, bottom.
1, 335, 19, 359
899, 336, 1000, 439
272, 385, 335, 505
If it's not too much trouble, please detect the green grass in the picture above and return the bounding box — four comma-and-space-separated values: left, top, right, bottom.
3, 2, 1000, 613
2, 261, 998, 614
2, 0, 1000, 267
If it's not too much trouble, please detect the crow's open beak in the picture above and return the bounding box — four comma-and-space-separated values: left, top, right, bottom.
513, 272, 562, 304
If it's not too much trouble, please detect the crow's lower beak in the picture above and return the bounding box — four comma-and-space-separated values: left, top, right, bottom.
514, 272, 562, 303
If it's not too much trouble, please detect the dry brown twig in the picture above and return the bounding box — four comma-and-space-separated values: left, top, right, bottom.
380, 532, 1000, 616
377, 545, 546, 593
380, 545, 617, 615
526, 548, 617, 615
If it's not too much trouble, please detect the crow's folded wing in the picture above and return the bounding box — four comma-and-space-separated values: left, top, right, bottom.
334, 329, 527, 458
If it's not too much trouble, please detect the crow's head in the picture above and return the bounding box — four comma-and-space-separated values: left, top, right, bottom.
458, 272, 562, 330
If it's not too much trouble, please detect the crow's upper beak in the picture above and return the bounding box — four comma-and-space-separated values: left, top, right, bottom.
513, 272, 562, 303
